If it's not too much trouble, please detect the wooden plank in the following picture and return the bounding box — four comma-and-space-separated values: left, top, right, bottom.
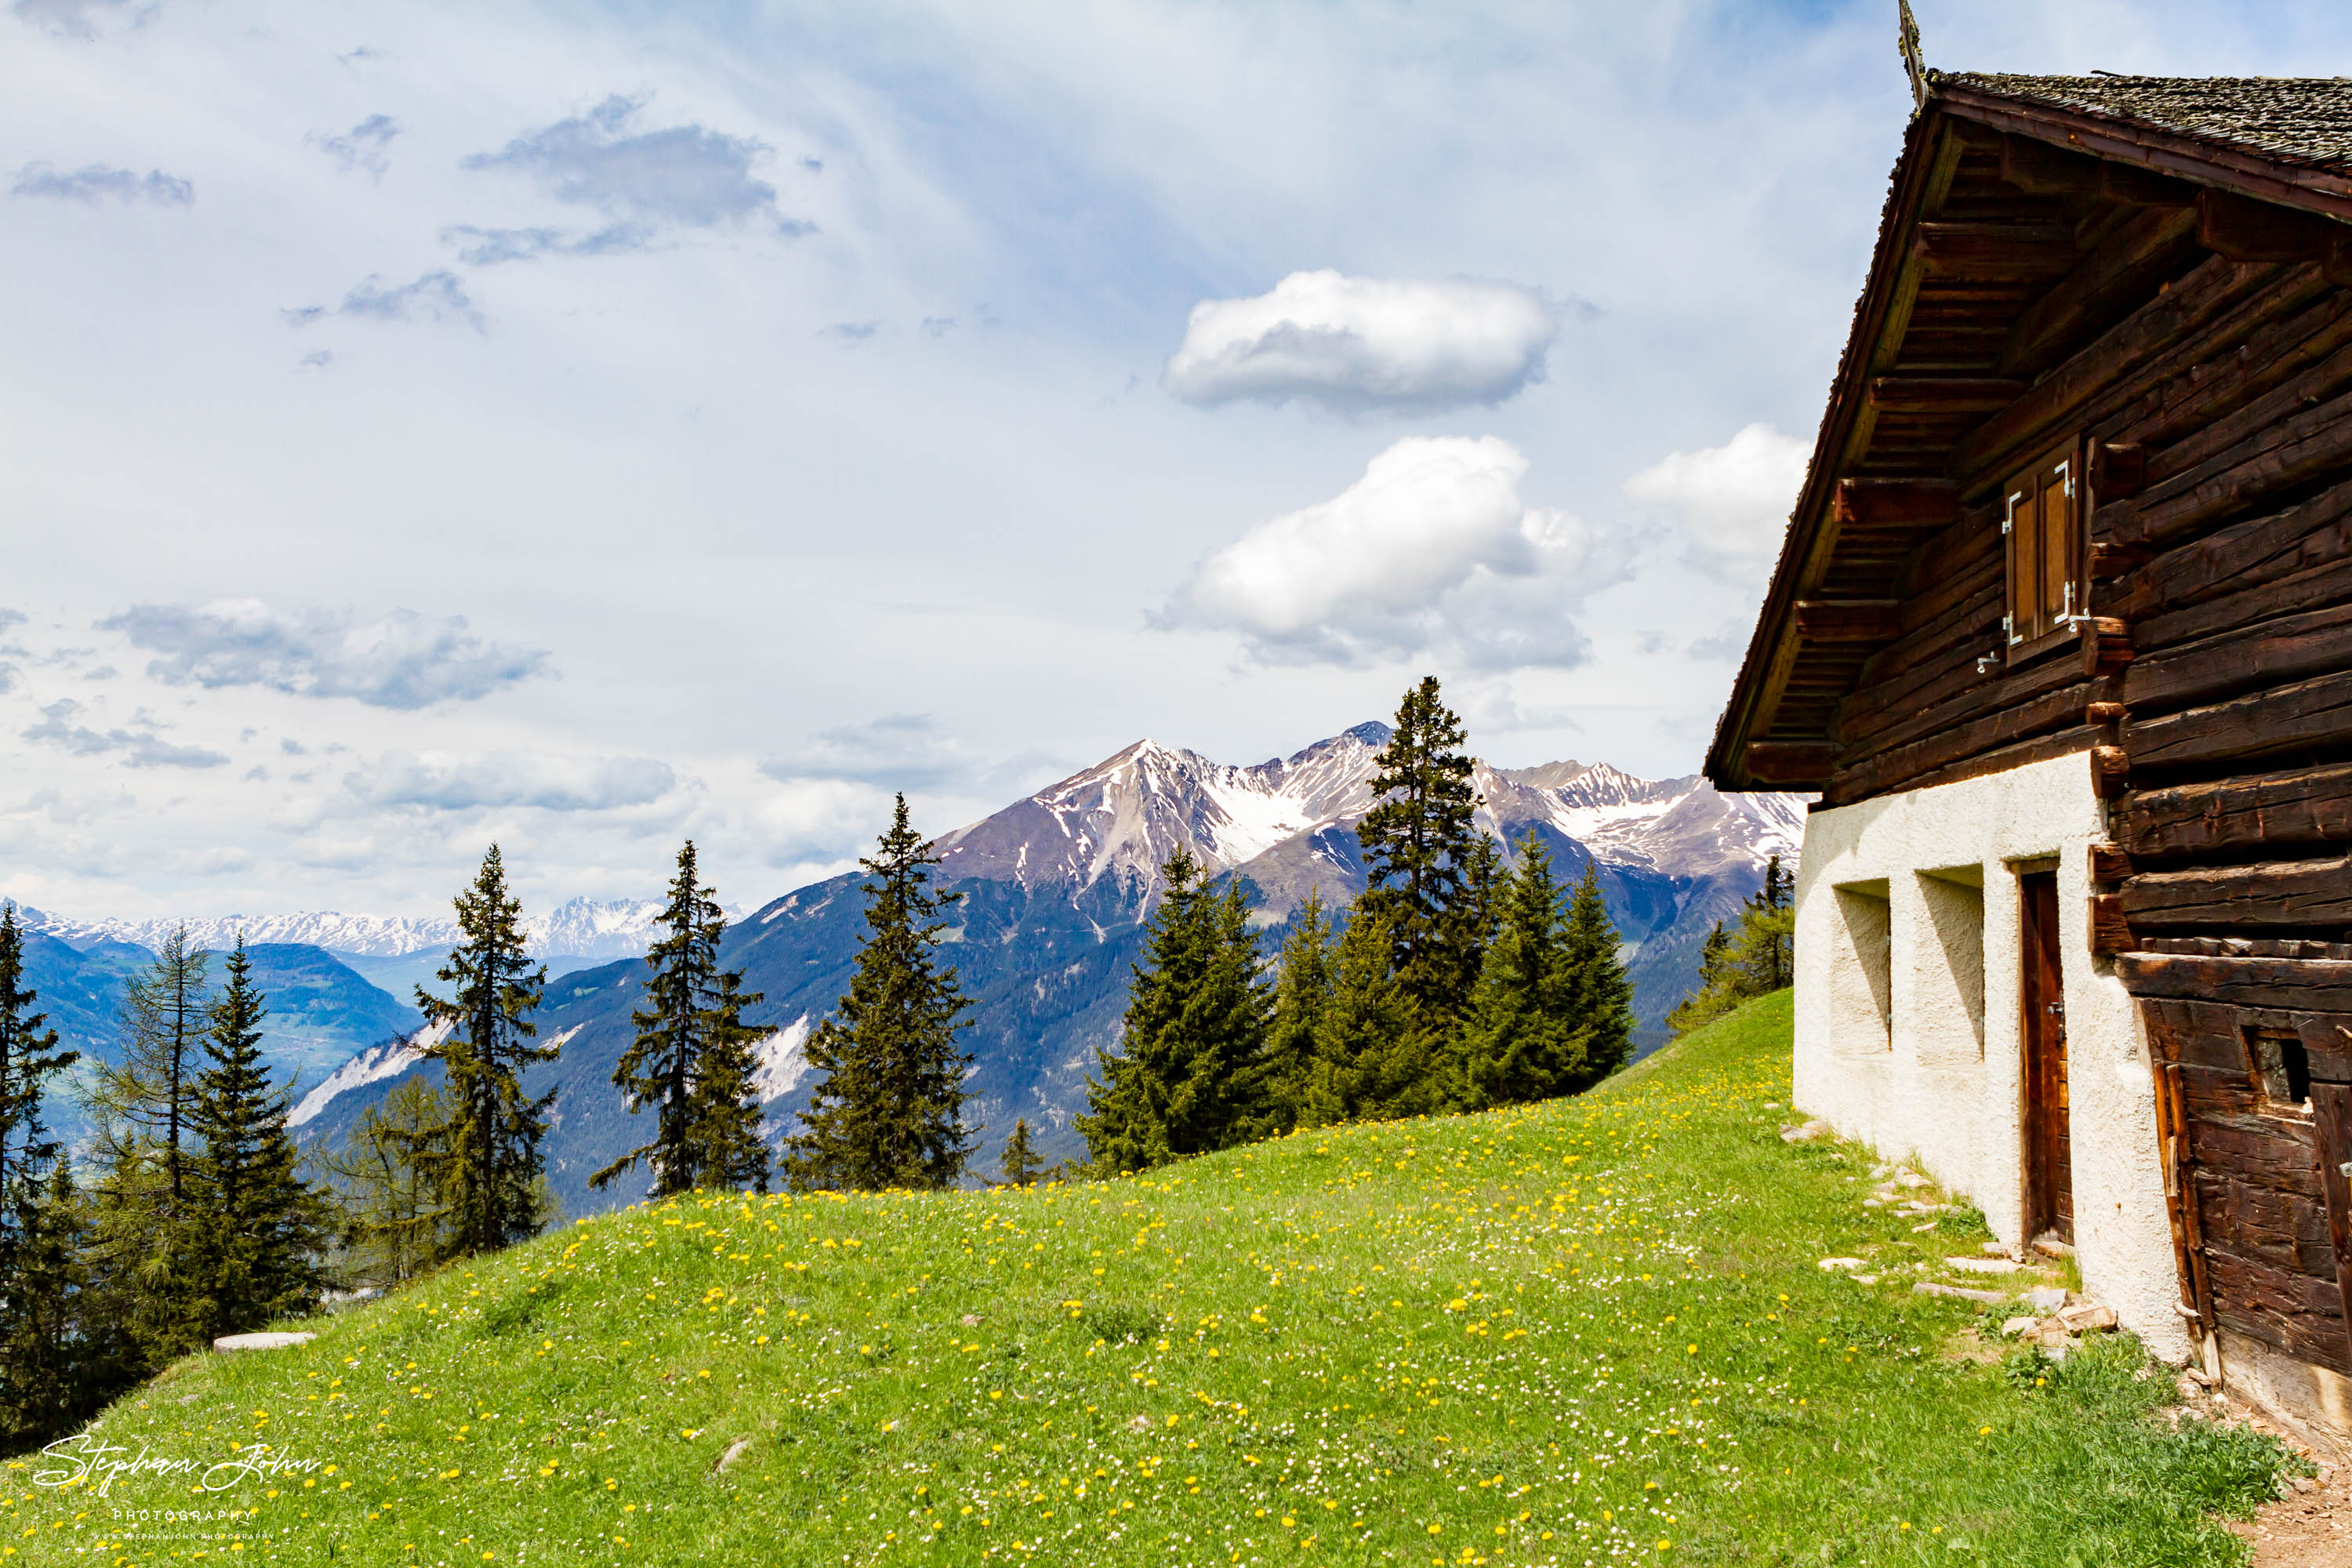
1824, 723, 2099, 809
2001, 206, 2202, 378
2125, 667, 2352, 771
2089, 439, 2148, 501
2204, 1248, 2352, 1374
2119, 855, 2352, 930
2109, 476, 2352, 632
2116, 951, 2352, 1012
2089, 893, 2134, 954
2081, 617, 2134, 681
1796, 600, 1902, 642
1867, 376, 2027, 416
2092, 743, 2130, 798
2125, 760, 2352, 858
2103, 386, 2352, 551
1836, 477, 1960, 528
2198, 189, 2346, 263
2307, 1083, 2352, 1367
1827, 681, 2090, 798
2089, 842, 2132, 882
1743, 741, 1836, 785
2124, 601, 2352, 712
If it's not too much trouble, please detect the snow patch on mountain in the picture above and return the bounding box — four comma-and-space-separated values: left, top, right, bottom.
751, 1015, 815, 1102
289, 1019, 450, 1127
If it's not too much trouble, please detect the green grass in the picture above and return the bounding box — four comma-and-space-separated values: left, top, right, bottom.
10, 991, 2289, 1566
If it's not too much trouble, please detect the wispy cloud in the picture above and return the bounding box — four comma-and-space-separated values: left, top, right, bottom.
309, 114, 400, 180
100, 600, 552, 710
455, 94, 810, 260
1621, 422, 1809, 583
440, 221, 650, 266
11, 162, 191, 205
347, 750, 675, 812
285, 271, 482, 331
11, 0, 137, 38
761, 713, 960, 789
822, 321, 877, 343
1164, 271, 1559, 415
21, 699, 226, 768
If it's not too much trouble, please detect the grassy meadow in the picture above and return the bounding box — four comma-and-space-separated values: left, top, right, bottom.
9, 990, 2290, 1566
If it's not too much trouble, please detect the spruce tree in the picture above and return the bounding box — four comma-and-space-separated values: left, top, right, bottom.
1076, 848, 1272, 1174
186, 939, 332, 1339
414, 845, 558, 1257
320, 1077, 450, 1285
1305, 909, 1414, 1125
594, 841, 769, 1197
1665, 920, 1740, 1038
996, 1118, 1045, 1187
782, 796, 975, 1192
0, 906, 88, 1447
1265, 891, 1333, 1132
1356, 677, 1489, 1047
1556, 863, 1636, 1092
1457, 837, 1578, 1109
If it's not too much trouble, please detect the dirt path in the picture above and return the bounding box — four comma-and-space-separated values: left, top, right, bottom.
2197, 1388, 2350, 1566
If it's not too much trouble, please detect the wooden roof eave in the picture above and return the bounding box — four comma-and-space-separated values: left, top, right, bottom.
1702, 107, 1955, 794
1933, 82, 2352, 225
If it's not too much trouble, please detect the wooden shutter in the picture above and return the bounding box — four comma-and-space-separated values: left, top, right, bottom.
2318, 1083, 2352, 1359
2005, 440, 2082, 651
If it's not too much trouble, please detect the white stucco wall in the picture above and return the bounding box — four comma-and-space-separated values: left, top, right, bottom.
1793, 750, 2190, 1365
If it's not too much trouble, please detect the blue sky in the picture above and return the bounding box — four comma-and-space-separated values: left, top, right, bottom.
4, 0, 2349, 921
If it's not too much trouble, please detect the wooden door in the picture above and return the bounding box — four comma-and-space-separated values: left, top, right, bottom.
2316, 1083, 2352, 1359
2021, 871, 2073, 1243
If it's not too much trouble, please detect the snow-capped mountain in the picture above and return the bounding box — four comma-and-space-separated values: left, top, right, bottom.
21, 896, 670, 961
933, 721, 1802, 919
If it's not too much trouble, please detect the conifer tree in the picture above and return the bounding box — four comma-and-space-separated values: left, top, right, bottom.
593, 841, 769, 1197
186, 939, 332, 1339
1304, 908, 1414, 1125
0, 906, 89, 1447
1556, 863, 1636, 1092
1665, 920, 1740, 1038
94, 926, 209, 1207
414, 845, 558, 1257
782, 797, 975, 1192
1356, 677, 1489, 1040
996, 1118, 1044, 1187
1457, 837, 1579, 1109
1734, 855, 1795, 993
1265, 891, 1333, 1132
320, 1077, 450, 1285
1076, 848, 1272, 1173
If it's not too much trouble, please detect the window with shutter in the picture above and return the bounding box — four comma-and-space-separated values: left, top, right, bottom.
2004, 439, 2083, 653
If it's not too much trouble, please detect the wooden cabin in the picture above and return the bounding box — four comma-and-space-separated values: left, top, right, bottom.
1705, 71, 2352, 1456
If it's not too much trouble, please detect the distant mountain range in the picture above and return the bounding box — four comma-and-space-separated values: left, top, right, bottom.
274, 723, 1802, 1218
21, 897, 670, 961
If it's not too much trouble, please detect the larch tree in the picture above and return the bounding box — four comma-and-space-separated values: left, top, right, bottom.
782, 796, 975, 1192
594, 840, 769, 1197
95, 926, 209, 1208
0, 905, 91, 1448
414, 845, 559, 1257
1076, 848, 1272, 1174
319, 1076, 451, 1285
186, 939, 331, 1339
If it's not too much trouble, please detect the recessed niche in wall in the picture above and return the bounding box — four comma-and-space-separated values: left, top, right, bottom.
1830, 879, 1893, 1055
1915, 866, 1987, 1064
2248, 1029, 2314, 1113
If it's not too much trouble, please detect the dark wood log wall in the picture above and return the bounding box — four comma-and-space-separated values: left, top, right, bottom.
1816, 198, 2352, 1370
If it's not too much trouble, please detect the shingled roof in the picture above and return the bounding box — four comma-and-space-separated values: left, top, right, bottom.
1939, 74, 2352, 174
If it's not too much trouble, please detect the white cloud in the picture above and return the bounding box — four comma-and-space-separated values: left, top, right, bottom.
1158, 435, 1626, 670
1621, 422, 1809, 583
346, 751, 677, 813
1163, 271, 1556, 413
11, 162, 191, 205
101, 601, 550, 709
